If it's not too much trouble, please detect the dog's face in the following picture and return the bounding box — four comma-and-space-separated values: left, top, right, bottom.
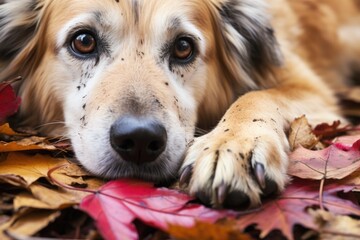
44, 0, 212, 181
0, 0, 280, 182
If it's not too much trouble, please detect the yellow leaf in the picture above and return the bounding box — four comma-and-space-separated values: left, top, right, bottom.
13, 192, 52, 210
0, 153, 86, 186
0, 208, 60, 239
14, 183, 87, 210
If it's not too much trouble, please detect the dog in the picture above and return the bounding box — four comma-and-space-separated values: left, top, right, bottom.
0, 0, 358, 209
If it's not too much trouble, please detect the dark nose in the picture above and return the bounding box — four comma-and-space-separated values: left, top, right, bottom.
110, 116, 167, 164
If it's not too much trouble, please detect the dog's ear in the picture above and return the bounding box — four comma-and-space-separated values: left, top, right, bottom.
0, 0, 43, 61
214, 0, 283, 85
0, 0, 46, 80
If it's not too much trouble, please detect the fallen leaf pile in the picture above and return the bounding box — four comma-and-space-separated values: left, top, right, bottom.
0, 126, 104, 239
1, 82, 360, 239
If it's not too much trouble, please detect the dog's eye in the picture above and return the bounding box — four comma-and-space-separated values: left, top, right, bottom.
71, 33, 96, 54
173, 37, 194, 61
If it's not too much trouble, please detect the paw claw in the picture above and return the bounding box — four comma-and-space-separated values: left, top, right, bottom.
253, 162, 266, 190
179, 165, 192, 187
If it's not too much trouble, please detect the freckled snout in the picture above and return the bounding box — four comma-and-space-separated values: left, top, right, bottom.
110, 116, 167, 164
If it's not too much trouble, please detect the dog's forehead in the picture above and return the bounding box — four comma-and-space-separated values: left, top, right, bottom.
48, 0, 209, 32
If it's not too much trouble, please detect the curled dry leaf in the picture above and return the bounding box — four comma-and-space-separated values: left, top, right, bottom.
313, 120, 355, 141
288, 115, 319, 151
288, 136, 360, 180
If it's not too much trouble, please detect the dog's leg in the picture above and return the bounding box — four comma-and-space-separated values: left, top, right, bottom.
180, 53, 344, 208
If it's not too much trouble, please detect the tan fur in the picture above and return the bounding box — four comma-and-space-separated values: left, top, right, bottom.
0, 0, 358, 208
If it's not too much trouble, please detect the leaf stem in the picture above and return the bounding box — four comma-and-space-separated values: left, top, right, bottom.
319, 178, 325, 210
319, 144, 333, 210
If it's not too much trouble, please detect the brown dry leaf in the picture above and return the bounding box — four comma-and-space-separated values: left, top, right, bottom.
13, 192, 53, 211
168, 220, 251, 240
0, 136, 57, 152
289, 115, 319, 151
0, 174, 27, 188
310, 210, 360, 240
0, 208, 60, 240
14, 183, 90, 211
0, 152, 86, 186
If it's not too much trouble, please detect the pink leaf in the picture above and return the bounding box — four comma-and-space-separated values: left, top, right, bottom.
288, 136, 360, 180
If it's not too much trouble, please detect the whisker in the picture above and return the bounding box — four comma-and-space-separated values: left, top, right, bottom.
34, 121, 66, 129
194, 127, 209, 136
48, 135, 71, 143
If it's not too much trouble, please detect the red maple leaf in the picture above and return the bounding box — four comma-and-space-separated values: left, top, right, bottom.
0, 80, 21, 124
313, 120, 353, 140
80, 179, 233, 240
288, 135, 360, 180
235, 179, 360, 240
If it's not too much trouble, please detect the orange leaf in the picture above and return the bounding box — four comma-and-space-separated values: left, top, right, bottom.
168, 220, 251, 240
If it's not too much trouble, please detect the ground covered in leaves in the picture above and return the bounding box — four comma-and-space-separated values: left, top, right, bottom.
0, 79, 360, 240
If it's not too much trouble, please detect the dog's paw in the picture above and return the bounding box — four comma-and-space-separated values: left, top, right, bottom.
180, 122, 290, 209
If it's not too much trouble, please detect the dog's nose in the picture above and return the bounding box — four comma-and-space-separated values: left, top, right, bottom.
110, 116, 167, 164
